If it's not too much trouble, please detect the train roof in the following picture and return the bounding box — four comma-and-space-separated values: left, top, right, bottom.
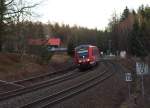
75, 44, 97, 50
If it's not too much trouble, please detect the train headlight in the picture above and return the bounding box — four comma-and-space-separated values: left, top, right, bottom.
90, 57, 95, 61
86, 58, 90, 62
78, 60, 82, 63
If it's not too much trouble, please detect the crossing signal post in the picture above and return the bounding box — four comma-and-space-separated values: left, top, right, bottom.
125, 73, 132, 98
136, 62, 149, 97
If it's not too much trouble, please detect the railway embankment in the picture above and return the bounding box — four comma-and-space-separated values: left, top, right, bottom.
118, 56, 150, 108
0, 53, 149, 108
51, 61, 128, 108
0, 53, 73, 81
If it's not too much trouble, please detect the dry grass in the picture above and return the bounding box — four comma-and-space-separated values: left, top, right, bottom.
50, 53, 71, 63
48, 53, 73, 71
120, 102, 128, 108
0, 53, 73, 81
0, 53, 48, 81
118, 55, 150, 108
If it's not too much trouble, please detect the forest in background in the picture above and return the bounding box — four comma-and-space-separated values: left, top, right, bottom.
109, 5, 150, 57
0, 0, 150, 58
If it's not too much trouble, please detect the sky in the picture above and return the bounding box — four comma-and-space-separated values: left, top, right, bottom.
33, 0, 150, 30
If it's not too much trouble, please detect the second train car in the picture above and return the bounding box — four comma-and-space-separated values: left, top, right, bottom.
74, 44, 100, 70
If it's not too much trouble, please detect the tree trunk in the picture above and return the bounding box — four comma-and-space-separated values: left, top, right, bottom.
0, 42, 2, 51
0, 22, 4, 52
0, 26, 3, 52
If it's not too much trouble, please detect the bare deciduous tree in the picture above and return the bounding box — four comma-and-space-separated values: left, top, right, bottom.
0, 0, 39, 52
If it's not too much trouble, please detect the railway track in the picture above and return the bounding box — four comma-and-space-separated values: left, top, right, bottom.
0, 63, 103, 103
0, 69, 81, 100
13, 65, 77, 86
0, 62, 111, 108
0, 80, 24, 93
20, 62, 115, 108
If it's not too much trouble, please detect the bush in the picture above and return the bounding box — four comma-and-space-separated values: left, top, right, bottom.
67, 41, 75, 57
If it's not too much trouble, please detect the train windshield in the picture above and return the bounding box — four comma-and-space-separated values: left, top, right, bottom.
77, 49, 88, 58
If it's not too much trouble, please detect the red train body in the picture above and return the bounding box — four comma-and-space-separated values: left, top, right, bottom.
74, 45, 100, 70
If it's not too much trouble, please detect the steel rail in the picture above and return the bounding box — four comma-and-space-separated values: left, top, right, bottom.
13, 65, 76, 86
41, 63, 116, 108
21, 63, 114, 108
0, 64, 99, 101
0, 68, 81, 101
44, 72, 113, 108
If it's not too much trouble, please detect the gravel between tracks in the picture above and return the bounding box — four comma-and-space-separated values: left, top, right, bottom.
51, 61, 128, 108
0, 63, 106, 108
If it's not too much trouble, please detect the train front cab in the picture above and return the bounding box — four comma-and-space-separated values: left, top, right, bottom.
74, 45, 99, 70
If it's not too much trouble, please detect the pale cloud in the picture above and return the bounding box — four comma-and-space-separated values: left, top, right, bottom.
33, 0, 150, 30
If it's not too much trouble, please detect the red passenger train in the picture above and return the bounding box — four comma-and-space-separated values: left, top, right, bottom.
74, 45, 100, 70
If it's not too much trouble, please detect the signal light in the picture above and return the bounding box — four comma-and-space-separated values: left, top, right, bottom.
78, 60, 82, 63
86, 58, 90, 62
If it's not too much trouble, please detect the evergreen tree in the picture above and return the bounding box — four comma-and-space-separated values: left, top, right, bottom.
0, 0, 38, 52
144, 6, 150, 20
0, 0, 7, 51
36, 22, 45, 38
132, 9, 136, 16
67, 39, 75, 56
129, 20, 148, 57
138, 5, 145, 17
121, 6, 130, 21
